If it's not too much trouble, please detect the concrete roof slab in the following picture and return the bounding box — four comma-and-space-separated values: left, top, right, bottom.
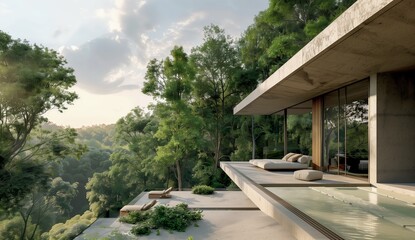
235, 0, 415, 115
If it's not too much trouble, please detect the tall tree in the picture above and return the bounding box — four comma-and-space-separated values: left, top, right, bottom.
191, 25, 246, 172
0, 31, 78, 209
143, 46, 201, 190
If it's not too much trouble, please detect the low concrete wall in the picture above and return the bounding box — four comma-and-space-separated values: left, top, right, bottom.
220, 162, 329, 240
370, 71, 415, 183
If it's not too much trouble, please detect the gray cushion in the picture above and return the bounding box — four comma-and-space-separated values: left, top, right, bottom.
298, 155, 312, 164
294, 170, 323, 181
287, 153, 303, 162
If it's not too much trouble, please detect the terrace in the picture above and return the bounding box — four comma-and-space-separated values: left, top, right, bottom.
221, 162, 415, 239
76, 191, 296, 240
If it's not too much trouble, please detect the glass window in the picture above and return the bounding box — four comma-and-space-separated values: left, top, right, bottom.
323, 80, 369, 176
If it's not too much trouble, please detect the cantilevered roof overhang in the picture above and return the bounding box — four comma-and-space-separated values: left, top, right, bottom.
234, 0, 415, 115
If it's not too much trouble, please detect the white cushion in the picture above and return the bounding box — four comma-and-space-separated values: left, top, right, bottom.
282, 153, 296, 161
287, 153, 303, 162
298, 155, 312, 164
294, 170, 323, 181
256, 160, 308, 170
249, 159, 281, 166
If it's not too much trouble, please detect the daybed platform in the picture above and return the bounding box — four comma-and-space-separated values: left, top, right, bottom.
249, 153, 312, 170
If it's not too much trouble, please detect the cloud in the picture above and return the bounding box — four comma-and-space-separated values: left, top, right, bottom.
61, 0, 269, 95
99, 0, 268, 58
62, 36, 139, 94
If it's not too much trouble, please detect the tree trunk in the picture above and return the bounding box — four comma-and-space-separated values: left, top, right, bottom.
19, 211, 29, 240
175, 160, 182, 191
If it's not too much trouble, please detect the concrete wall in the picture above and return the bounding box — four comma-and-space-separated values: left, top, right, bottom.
369, 72, 415, 183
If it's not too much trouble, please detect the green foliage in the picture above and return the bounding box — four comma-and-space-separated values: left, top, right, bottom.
144, 46, 203, 190
76, 124, 115, 149
120, 203, 202, 236
287, 113, 312, 155
192, 185, 215, 195
191, 25, 245, 171
45, 210, 95, 240
151, 203, 202, 232
119, 210, 152, 224
0, 159, 49, 212
239, 0, 357, 81
0, 30, 79, 212
130, 222, 152, 236
143, 46, 194, 102
86, 148, 153, 216
0, 215, 40, 240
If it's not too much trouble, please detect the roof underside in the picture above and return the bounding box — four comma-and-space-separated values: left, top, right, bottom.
234, 0, 415, 115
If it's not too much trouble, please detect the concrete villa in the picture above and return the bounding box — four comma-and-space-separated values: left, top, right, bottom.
78, 1, 415, 239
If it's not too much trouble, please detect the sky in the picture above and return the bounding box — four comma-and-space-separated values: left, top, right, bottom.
0, 0, 268, 128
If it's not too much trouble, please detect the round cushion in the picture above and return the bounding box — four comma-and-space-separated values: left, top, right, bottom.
294, 170, 323, 181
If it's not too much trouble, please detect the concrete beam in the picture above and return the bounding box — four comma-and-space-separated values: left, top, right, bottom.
235, 0, 415, 115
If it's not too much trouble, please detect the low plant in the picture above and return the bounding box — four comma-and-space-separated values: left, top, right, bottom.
120, 203, 203, 236
152, 203, 202, 232
192, 185, 215, 195
119, 210, 151, 224
131, 222, 152, 236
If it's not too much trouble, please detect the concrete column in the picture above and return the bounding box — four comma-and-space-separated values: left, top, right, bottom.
369, 71, 415, 183
369, 74, 378, 184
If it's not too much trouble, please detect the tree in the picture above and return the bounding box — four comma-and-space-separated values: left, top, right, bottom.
0, 31, 78, 209
0, 177, 78, 240
191, 25, 246, 172
115, 108, 161, 188
86, 149, 147, 216
153, 103, 202, 190
143, 46, 201, 190
239, 0, 357, 81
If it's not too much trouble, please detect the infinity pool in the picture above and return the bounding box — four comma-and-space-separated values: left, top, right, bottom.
267, 187, 415, 240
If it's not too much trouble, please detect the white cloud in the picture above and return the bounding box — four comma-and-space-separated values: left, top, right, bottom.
2, 0, 269, 127
61, 36, 137, 94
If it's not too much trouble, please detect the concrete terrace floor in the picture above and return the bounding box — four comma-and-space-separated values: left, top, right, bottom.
221, 161, 373, 239
223, 162, 370, 187
76, 191, 295, 240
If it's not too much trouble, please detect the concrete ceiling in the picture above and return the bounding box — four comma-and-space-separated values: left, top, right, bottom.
234, 0, 415, 115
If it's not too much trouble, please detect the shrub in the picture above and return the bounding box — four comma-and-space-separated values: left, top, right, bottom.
122, 203, 203, 236
119, 210, 152, 224
131, 222, 152, 236
152, 203, 202, 232
192, 185, 215, 195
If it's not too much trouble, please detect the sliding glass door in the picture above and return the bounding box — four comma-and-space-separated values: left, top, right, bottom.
323, 80, 369, 176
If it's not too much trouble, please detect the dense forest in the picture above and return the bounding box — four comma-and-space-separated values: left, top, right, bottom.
0, 0, 356, 239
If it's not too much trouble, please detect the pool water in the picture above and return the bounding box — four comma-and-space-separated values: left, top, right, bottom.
267, 187, 415, 240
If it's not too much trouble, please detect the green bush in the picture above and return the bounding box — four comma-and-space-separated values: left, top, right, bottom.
46, 210, 96, 240
120, 203, 203, 236
119, 210, 152, 224
131, 222, 152, 236
192, 185, 215, 195
152, 203, 202, 232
